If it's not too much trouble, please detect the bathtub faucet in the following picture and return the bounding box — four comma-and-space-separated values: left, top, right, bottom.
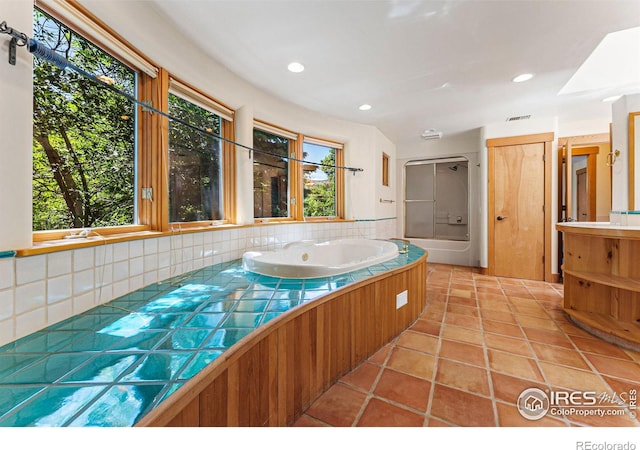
391, 238, 410, 253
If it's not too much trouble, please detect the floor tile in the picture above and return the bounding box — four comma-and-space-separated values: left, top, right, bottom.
409, 319, 442, 337
368, 343, 392, 366
488, 350, 544, 382
396, 331, 439, 355
530, 342, 590, 370
430, 384, 496, 426
299, 263, 640, 428
490, 371, 548, 405
539, 361, 609, 393
292, 414, 329, 426
522, 327, 574, 349
445, 312, 481, 330
583, 354, 640, 382
441, 324, 484, 346
435, 359, 491, 396
305, 384, 367, 427
339, 362, 381, 392
357, 398, 424, 427
496, 402, 566, 427
373, 368, 431, 412
484, 333, 533, 357
570, 336, 634, 360
386, 347, 435, 380
439, 339, 486, 367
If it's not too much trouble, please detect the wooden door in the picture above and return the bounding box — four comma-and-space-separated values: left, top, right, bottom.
576, 168, 588, 222
491, 142, 546, 280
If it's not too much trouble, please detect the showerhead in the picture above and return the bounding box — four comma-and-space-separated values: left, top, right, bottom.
448, 165, 458, 171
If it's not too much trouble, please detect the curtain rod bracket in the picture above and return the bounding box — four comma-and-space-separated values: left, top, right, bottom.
9, 37, 16, 65
1, 20, 28, 66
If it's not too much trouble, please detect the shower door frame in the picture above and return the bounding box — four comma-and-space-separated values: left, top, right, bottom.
403, 156, 470, 242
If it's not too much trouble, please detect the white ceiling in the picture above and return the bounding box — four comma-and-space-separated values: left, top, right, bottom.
149, 0, 640, 145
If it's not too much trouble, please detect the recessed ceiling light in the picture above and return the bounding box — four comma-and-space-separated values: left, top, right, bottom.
359, 104, 372, 111
287, 62, 305, 73
512, 73, 534, 83
602, 95, 622, 102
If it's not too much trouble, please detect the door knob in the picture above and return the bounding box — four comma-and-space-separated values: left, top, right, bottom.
497, 216, 507, 221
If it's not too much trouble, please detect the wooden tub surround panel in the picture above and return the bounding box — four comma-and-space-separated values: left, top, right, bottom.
136, 255, 427, 427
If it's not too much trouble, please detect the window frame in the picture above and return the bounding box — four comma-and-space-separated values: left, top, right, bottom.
164, 76, 236, 230
31, 2, 237, 246
252, 121, 298, 222
32, 1, 152, 241
300, 137, 345, 220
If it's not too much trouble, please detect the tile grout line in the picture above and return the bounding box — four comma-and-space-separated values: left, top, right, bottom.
472, 271, 500, 427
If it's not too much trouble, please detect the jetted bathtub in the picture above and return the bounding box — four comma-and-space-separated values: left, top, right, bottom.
242, 238, 400, 278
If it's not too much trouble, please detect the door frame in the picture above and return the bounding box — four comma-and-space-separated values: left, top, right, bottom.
576, 167, 588, 221
487, 132, 553, 282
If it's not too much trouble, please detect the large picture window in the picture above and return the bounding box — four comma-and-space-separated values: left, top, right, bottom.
168, 93, 223, 222
32, 8, 137, 231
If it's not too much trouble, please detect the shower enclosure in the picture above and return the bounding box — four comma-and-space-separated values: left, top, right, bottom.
404, 158, 469, 241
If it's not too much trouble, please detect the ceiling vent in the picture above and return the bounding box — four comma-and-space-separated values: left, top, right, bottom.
421, 129, 443, 140
506, 115, 531, 122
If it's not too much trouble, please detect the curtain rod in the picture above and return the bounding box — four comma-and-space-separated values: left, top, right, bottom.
0, 20, 364, 174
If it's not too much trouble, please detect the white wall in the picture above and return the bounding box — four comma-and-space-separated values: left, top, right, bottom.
0, 1, 32, 252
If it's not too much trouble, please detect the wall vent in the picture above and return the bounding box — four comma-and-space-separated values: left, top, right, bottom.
506, 115, 531, 122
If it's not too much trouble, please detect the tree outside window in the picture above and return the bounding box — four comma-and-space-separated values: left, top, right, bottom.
168, 93, 222, 222
32, 8, 136, 231
303, 142, 336, 218
253, 129, 289, 218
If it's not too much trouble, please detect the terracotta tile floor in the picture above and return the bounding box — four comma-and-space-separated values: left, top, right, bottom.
295, 264, 640, 427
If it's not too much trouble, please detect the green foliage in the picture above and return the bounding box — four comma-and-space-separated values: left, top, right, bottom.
168, 93, 222, 222
304, 149, 336, 217
253, 129, 289, 218
32, 9, 136, 230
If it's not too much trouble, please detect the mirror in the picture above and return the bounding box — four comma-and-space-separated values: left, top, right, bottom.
630, 111, 640, 210
558, 133, 612, 222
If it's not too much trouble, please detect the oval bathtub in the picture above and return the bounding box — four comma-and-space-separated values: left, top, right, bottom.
242, 238, 399, 278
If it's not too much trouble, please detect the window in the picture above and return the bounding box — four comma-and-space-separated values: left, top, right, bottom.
30, 3, 236, 240
253, 126, 293, 218
302, 141, 338, 218
168, 93, 223, 222
32, 8, 138, 231
382, 152, 390, 187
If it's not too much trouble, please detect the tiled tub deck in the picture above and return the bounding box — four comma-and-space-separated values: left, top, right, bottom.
0, 241, 424, 426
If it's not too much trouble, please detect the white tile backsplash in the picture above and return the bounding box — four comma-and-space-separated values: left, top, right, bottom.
73, 247, 94, 272
15, 307, 46, 337
47, 275, 72, 304
0, 289, 14, 320
113, 242, 129, 262
73, 269, 94, 296
47, 251, 72, 278
16, 255, 46, 285
0, 258, 14, 290
129, 240, 143, 258
15, 281, 45, 314
0, 220, 391, 346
